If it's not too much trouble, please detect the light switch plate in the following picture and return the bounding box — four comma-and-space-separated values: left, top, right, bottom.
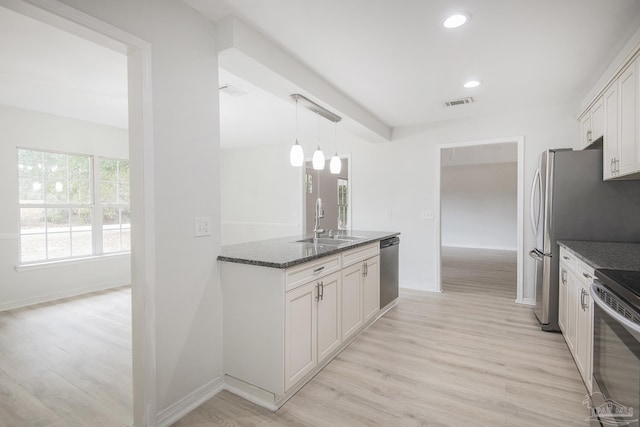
421, 210, 434, 220
194, 217, 212, 237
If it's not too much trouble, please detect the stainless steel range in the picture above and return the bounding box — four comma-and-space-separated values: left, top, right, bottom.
590, 269, 640, 427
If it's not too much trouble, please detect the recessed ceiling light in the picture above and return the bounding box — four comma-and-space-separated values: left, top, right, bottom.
464, 80, 481, 88
443, 13, 469, 29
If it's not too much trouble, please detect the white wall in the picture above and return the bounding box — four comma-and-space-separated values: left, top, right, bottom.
0, 105, 131, 310
53, 0, 222, 420
221, 143, 301, 244
221, 103, 580, 301
441, 162, 517, 250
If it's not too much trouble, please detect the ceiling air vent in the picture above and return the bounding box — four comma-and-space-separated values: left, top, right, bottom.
219, 84, 248, 97
444, 97, 474, 107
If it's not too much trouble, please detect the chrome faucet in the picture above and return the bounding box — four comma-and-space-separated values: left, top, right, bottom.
314, 196, 325, 238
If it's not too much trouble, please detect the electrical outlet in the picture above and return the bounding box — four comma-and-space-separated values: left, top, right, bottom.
194, 216, 212, 237
385, 210, 392, 220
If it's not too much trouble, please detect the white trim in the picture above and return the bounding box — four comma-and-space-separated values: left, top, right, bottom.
0, 233, 19, 240
222, 378, 278, 411
0, 2, 158, 426
0, 281, 129, 312
435, 136, 525, 304
15, 252, 130, 272
157, 377, 224, 427
519, 297, 536, 306
399, 281, 441, 293
442, 245, 518, 251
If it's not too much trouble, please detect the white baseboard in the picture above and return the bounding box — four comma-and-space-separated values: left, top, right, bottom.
399, 281, 441, 293
517, 297, 536, 306
157, 376, 224, 427
0, 280, 129, 312
442, 244, 517, 252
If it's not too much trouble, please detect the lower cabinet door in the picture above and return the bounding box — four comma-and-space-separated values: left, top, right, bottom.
341, 262, 363, 341
558, 265, 568, 333
284, 282, 317, 392
362, 255, 380, 323
317, 272, 341, 363
575, 281, 593, 393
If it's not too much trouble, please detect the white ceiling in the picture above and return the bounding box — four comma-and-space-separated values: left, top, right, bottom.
0, 6, 128, 129
4, 1, 640, 149
189, 0, 640, 131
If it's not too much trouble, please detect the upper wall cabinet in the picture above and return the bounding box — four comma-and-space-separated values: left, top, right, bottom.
602, 58, 640, 180
580, 97, 604, 149
580, 52, 640, 180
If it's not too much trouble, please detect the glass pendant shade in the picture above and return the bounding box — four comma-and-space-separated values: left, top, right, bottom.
330, 153, 341, 174
312, 146, 325, 170
290, 140, 304, 167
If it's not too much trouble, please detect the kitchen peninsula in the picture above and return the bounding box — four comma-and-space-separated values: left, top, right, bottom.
218, 231, 399, 409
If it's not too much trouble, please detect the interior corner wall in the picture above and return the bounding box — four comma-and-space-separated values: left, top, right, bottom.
55, 0, 223, 419
441, 162, 517, 251
0, 105, 130, 311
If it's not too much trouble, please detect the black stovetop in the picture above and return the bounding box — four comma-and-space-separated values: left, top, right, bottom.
595, 269, 640, 311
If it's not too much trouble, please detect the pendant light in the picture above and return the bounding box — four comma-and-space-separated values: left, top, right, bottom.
289, 98, 304, 167
312, 113, 325, 170
329, 121, 341, 174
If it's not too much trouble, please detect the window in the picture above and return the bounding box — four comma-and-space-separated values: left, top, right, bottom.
18, 148, 130, 264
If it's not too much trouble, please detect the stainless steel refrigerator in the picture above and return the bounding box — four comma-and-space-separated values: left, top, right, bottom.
529, 148, 640, 331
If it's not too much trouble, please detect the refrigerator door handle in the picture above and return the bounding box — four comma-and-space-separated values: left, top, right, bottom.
530, 168, 541, 235
528, 249, 544, 261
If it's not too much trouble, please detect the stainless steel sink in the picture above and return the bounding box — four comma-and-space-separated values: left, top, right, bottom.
333, 235, 366, 241
295, 237, 353, 245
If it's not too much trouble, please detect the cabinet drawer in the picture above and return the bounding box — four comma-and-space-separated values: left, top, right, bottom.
342, 242, 379, 267
559, 247, 577, 272
576, 261, 595, 285
285, 255, 341, 291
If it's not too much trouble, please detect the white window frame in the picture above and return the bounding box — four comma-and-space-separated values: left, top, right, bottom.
17, 147, 131, 265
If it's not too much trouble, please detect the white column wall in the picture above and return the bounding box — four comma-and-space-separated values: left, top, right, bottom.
55, 0, 222, 415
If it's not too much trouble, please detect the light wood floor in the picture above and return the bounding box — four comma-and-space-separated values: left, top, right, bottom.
0, 286, 132, 427
174, 247, 590, 427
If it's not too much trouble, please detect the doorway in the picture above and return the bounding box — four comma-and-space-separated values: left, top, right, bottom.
0, 1, 155, 425
303, 156, 351, 234
435, 137, 525, 303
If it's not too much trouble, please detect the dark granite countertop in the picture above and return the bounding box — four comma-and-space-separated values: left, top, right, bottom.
218, 230, 400, 269
558, 240, 640, 271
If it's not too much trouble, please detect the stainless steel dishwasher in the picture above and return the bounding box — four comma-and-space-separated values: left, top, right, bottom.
380, 236, 400, 309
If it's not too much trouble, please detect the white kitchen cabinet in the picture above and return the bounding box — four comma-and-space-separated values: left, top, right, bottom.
284, 280, 317, 391
575, 273, 593, 393
220, 241, 382, 409
558, 260, 569, 333
341, 261, 363, 341
603, 82, 619, 179
285, 270, 342, 390
363, 255, 380, 323
316, 271, 341, 363
602, 57, 640, 180
557, 246, 593, 393
340, 243, 381, 341
617, 59, 638, 176
579, 97, 604, 149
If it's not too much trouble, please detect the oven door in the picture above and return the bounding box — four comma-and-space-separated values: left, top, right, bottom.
591, 283, 640, 427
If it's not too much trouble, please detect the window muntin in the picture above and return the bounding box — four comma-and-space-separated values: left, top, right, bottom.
18, 149, 130, 264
